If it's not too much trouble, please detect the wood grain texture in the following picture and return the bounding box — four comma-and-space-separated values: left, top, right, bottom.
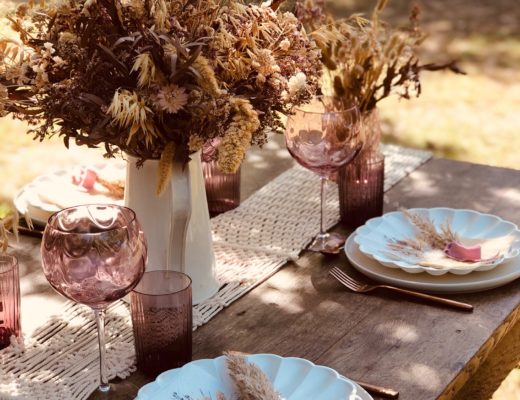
452, 315, 520, 400
190, 158, 520, 400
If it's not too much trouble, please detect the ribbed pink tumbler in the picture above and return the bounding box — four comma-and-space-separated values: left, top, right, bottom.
131, 271, 192, 377
202, 160, 241, 216
201, 140, 241, 216
0, 254, 21, 350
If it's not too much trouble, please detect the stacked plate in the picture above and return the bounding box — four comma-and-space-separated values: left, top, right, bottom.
14, 163, 125, 226
346, 208, 520, 294
137, 354, 372, 400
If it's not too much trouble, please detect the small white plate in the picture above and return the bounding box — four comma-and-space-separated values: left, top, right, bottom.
137, 354, 372, 400
355, 208, 520, 276
14, 163, 125, 226
346, 233, 520, 294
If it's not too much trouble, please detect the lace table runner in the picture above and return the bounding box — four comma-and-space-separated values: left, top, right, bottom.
0, 144, 431, 399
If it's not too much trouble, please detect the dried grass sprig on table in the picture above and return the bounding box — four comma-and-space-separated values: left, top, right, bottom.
226, 353, 281, 400
387, 209, 459, 257
0, 0, 322, 187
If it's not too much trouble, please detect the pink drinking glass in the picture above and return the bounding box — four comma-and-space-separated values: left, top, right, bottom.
41, 205, 147, 392
285, 97, 362, 253
0, 254, 21, 350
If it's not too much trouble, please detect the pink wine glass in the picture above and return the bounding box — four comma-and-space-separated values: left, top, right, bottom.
41, 204, 147, 392
285, 97, 362, 253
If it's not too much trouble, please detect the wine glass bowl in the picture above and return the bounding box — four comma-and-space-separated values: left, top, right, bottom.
41, 204, 147, 391
285, 97, 362, 253
285, 98, 362, 178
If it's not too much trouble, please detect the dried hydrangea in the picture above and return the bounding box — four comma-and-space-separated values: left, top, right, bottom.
0, 0, 322, 185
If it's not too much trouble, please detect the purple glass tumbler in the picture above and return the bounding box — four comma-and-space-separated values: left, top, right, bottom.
339, 152, 385, 228
201, 140, 241, 216
202, 160, 241, 216
0, 254, 21, 350
131, 271, 192, 377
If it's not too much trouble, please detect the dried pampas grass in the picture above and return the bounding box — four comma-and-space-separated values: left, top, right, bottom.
387, 209, 459, 256
225, 353, 281, 400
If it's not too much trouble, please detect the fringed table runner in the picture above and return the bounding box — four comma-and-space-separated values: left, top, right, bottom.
0, 144, 431, 400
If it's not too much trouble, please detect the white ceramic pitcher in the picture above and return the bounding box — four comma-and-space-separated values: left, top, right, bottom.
124, 152, 220, 304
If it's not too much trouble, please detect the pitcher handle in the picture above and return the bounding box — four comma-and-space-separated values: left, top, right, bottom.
167, 159, 192, 273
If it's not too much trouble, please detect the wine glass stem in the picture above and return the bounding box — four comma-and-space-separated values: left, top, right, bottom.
319, 176, 326, 236
94, 308, 110, 392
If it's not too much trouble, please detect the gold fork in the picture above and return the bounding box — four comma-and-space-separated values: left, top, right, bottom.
329, 267, 473, 312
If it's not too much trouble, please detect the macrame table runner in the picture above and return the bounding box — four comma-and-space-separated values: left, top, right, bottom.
0, 144, 431, 400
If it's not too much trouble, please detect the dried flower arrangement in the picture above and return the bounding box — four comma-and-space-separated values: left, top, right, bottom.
295, 0, 465, 153
0, 0, 321, 189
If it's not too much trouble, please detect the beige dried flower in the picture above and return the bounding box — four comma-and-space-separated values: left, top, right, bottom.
388, 209, 460, 258
155, 84, 188, 114
287, 71, 307, 97
279, 38, 291, 51
156, 141, 175, 196
106, 89, 158, 147
0, 84, 8, 117
251, 49, 280, 76
226, 353, 280, 400
0, 207, 20, 254
218, 98, 260, 174
192, 55, 221, 97
132, 53, 156, 88
150, 0, 168, 30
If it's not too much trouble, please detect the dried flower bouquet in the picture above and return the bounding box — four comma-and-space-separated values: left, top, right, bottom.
0, 0, 322, 189
295, 0, 465, 153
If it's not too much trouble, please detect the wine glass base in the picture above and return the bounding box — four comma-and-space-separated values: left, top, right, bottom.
99, 383, 110, 393
308, 232, 346, 254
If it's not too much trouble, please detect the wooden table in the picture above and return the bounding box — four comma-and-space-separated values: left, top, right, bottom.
15, 145, 520, 400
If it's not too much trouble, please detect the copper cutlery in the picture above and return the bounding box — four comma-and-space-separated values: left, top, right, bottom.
329, 267, 473, 312
357, 380, 399, 399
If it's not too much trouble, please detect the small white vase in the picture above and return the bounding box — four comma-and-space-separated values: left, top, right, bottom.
124, 152, 220, 304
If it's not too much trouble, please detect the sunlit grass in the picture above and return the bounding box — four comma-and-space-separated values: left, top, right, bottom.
379, 68, 520, 169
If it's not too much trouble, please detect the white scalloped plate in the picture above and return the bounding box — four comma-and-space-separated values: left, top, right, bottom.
345, 233, 520, 293
354, 208, 520, 276
14, 163, 125, 226
137, 354, 372, 400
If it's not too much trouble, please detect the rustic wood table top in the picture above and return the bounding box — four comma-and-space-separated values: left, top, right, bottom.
15, 146, 520, 400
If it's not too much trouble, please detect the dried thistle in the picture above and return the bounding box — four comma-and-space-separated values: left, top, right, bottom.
226, 353, 281, 400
